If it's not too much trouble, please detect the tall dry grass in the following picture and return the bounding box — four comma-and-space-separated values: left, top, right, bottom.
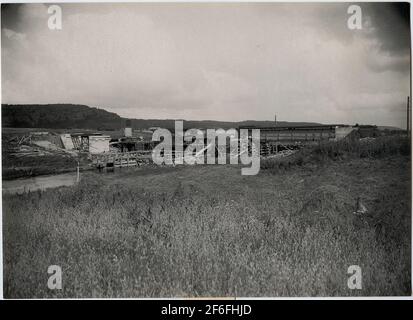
2, 137, 411, 298
261, 135, 410, 173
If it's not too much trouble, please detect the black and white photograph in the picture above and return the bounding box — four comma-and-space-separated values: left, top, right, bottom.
0, 1, 411, 299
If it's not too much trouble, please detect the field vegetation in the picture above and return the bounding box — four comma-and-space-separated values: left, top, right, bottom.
3, 136, 411, 297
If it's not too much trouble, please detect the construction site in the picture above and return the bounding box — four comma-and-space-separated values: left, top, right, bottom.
2, 120, 382, 180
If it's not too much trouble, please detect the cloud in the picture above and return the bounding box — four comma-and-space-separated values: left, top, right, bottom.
3, 28, 26, 41
363, 2, 410, 57
308, 3, 410, 74
1, 3, 411, 128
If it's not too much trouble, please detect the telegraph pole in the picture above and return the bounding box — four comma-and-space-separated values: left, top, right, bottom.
407, 96, 410, 138
274, 113, 278, 153
410, 33, 412, 139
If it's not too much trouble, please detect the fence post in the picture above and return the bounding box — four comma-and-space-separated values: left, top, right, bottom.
76, 160, 80, 183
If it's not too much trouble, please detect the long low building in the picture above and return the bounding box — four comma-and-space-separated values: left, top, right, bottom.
238, 124, 376, 145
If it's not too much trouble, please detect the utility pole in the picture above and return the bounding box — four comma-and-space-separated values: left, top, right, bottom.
406, 97, 410, 138
407, 32, 412, 209
274, 113, 278, 153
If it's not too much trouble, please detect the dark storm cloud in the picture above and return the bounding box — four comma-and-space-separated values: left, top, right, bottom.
312, 3, 410, 73
364, 2, 410, 57
1, 4, 24, 31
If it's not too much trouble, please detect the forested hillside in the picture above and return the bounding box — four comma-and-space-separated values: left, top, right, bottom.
2, 104, 122, 130
2, 104, 321, 130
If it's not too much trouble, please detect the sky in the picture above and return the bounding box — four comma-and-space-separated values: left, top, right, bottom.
1, 2, 411, 127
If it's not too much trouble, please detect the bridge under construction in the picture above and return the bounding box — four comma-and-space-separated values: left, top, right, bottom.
89, 124, 377, 170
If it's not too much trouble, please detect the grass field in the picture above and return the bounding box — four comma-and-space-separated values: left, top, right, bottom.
2, 137, 411, 297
